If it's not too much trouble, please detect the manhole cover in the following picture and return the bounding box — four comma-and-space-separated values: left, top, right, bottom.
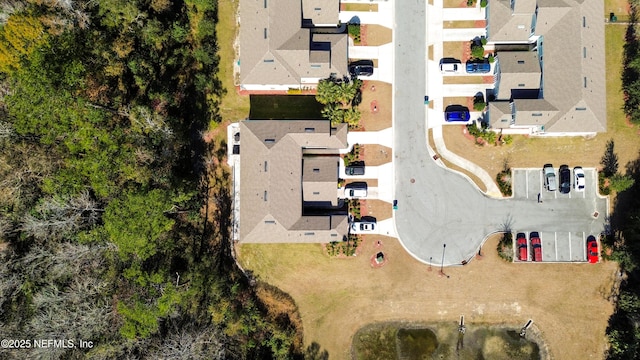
410, 178, 415, 183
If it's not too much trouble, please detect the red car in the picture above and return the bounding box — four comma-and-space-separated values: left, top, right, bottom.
530, 232, 542, 262
587, 235, 599, 264
516, 233, 528, 261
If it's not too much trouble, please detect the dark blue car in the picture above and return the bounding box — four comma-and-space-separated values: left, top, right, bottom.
465, 61, 491, 74
444, 110, 470, 122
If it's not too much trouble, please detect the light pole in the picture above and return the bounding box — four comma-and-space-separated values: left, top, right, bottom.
440, 243, 448, 278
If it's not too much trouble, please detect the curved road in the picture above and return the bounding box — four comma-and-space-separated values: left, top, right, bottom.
392, 0, 607, 266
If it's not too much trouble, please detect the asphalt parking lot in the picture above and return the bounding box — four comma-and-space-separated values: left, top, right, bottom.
512, 168, 601, 263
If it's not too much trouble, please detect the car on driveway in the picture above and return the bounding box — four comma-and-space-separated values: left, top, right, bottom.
516, 232, 528, 261
465, 60, 491, 73
586, 235, 599, 263
350, 221, 376, 234
345, 164, 365, 176
444, 105, 470, 122
543, 164, 557, 191
440, 58, 462, 73
574, 166, 585, 192
559, 165, 571, 194
345, 182, 367, 198
349, 60, 374, 77
530, 232, 542, 262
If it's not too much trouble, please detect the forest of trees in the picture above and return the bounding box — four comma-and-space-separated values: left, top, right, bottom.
0, 0, 308, 358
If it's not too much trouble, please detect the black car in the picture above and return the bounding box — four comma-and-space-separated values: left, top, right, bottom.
345, 165, 365, 176
349, 60, 374, 77
559, 164, 571, 194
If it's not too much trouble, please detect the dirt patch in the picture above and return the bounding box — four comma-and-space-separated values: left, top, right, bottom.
365, 24, 392, 47
444, 76, 485, 85
362, 199, 392, 221
443, 96, 472, 108
443, 41, 466, 61
429, 129, 488, 193
358, 81, 392, 131
361, 144, 392, 166
238, 235, 618, 360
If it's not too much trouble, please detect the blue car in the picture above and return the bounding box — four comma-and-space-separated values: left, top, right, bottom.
465, 61, 491, 73
444, 110, 470, 122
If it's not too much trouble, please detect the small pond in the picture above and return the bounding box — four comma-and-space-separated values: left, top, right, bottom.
352, 322, 543, 360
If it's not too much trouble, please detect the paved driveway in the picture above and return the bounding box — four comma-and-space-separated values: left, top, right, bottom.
392, 0, 608, 266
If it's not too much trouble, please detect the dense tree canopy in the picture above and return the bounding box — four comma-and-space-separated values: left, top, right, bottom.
0, 0, 304, 358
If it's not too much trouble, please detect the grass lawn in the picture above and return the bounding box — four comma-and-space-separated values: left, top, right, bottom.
442, 25, 640, 182
238, 235, 617, 360
443, 20, 479, 29
443, 76, 485, 85
444, 0, 470, 8
344, 3, 378, 11
364, 25, 392, 47
605, 0, 630, 21
443, 41, 466, 61
215, 0, 249, 125
249, 95, 324, 120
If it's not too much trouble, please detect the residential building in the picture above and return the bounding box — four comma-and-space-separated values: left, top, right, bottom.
238, 120, 349, 243
239, 0, 348, 92
487, 0, 605, 135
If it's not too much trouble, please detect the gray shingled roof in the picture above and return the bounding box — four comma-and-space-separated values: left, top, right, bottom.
489, 0, 606, 133
495, 51, 541, 99
239, 120, 348, 243
488, 0, 535, 42
239, 0, 347, 88
302, 0, 338, 25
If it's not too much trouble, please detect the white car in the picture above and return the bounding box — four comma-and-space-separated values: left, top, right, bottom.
350, 221, 376, 234
574, 166, 585, 192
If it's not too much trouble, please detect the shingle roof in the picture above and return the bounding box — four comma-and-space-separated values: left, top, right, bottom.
496, 51, 541, 99
489, 0, 606, 133
488, 0, 535, 42
239, 120, 348, 243
239, 0, 347, 88
302, 0, 338, 26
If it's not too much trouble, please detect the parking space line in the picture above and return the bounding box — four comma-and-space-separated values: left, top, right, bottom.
525, 171, 529, 199
568, 232, 572, 260
539, 170, 543, 194
582, 232, 586, 261
554, 232, 558, 261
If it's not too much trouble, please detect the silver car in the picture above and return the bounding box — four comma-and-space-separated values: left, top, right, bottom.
543, 164, 557, 191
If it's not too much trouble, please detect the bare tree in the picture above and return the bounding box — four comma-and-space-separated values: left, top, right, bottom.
20, 191, 103, 241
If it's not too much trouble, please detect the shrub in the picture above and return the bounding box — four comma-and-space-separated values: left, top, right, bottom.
480, 0, 488, 7
496, 170, 512, 196
609, 174, 635, 192
598, 171, 610, 195
471, 44, 484, 59
348, 24, 361, 44
503, 134, 513, 145
488, 54, 495, 63
497, 232, 513, 262
473, 101, 486, 111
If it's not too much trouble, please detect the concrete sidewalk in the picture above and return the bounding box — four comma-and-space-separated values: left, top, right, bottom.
430, 125, 502, 197
442, 7, 486, 21
442, 28, 486, 42
345, 128, 393, 149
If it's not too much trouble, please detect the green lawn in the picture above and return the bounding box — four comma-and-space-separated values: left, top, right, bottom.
606, 24, 630, 135
249, 95, 324, 120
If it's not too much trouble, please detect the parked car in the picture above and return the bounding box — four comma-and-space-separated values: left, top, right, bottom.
345, 164, 365, 176
543, 164, 557, 191
530, 232, 542, 262
345, 182, 367, 198
349, 60, 374, 77
586, 235, 599, 264
574, 166, 585, 192
350, 221, 376, 234
516, 232, 528, 261
444, 105, 471, 122
465, 61, 491, 73
559, 165, 571, 194
440, 58, 462, 73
